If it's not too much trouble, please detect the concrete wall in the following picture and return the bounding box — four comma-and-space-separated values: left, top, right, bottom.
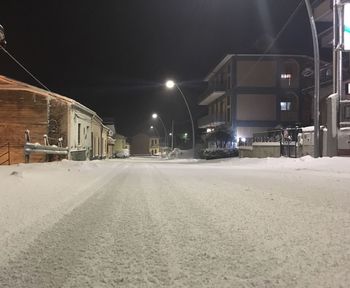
239, 143, 280, 158
131, 133, 150, 155
236, 94, 276, 121
91, 118, 101, 158
252, 143, 280, 158
68, 106, 92, 160
237, 60, 277, 87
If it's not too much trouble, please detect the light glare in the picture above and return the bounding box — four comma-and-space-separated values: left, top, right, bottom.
166, 80, 175, 89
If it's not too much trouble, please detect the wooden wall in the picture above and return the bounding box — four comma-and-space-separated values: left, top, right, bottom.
0, 89, 48, 164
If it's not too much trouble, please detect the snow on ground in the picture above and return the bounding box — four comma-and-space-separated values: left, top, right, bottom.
0, 156, 350, 287
0, 160, 120, 264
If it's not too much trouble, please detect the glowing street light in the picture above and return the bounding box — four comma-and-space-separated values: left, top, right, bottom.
151, 113, 168, 147
165, 80, 195, 158
165, 80, 175, 89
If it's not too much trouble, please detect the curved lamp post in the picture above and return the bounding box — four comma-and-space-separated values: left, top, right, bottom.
152, 113, 168, 147
165, 80, 195, 158
304, 0, 320, 158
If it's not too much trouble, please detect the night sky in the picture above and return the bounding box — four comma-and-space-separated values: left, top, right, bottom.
0, 0, 315, 137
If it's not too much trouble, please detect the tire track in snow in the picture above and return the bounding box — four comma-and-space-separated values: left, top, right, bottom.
0, 164, 131, 288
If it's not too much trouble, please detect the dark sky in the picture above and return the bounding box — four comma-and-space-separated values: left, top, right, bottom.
0, 0, 314, 137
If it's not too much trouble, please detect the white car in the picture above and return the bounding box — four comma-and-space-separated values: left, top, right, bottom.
115, 149, 130, 158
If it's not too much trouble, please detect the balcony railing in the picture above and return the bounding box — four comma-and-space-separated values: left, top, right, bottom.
198, 114, 226, 128
198, 84, 226, 105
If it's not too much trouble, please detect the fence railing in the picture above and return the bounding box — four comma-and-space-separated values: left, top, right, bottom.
0, 142, 10, 165
238, 128, 302, 158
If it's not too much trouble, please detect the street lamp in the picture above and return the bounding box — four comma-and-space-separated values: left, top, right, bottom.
304, 0, 320, 158
165, 80, 195, 158
152, 113, 168, 147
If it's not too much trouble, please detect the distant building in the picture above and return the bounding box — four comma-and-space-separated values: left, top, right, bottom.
198, 54, 319, 147
103, 118, 117, 158
114, 133, 129, 153
131, 132, 160, 156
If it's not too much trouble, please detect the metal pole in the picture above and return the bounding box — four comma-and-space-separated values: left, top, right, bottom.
175, 84, 196, 158
171, 120, 174, 150
157, 115, 168, 147
305, 0, 320, 158
337, 1, 344, 103
333, 0, 338, 94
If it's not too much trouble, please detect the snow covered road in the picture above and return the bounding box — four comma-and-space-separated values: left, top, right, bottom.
0, 157, 350, 287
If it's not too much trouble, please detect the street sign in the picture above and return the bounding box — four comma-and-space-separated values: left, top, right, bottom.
344, 3, 350, 51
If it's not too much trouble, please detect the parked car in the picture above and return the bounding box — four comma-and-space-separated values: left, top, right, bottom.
115, 149, 130, 158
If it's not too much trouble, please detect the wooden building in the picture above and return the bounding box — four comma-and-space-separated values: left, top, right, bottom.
0, 75, 112, 164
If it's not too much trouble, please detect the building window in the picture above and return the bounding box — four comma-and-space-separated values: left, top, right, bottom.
280, 101, 292, 111
78, 123, 81, 145
280, 60, 299, 88
345, 106, 350, 119
281, 73, 292, 79
220, 101, 224, 120
227, 107, 231, 123
227, 95, 231, 106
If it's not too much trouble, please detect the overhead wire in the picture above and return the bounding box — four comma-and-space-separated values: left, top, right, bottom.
0, 45, 52, 93
242, 0, 305, 82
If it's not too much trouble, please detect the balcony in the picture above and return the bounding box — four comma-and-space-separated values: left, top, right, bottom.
313, 0, 332, 22
198, 84, 226, 105
198, 114, 226, 129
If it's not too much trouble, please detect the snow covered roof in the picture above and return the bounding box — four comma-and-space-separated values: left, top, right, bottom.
0, 74, 102, 122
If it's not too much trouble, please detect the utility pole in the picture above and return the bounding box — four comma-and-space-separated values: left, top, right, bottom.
304, 0, 320, 158
327, 0, 347, 157
171, 120, 174, 150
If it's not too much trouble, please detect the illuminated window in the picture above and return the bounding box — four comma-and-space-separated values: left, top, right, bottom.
280, 60, 299, 88
281, 74, 292, 79
280, 101, 292, 111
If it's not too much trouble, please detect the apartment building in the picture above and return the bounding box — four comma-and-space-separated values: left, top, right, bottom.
198, 54, 316, 146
